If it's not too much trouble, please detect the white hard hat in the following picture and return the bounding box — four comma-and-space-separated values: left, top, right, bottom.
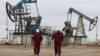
36, 29, 39, 32
56, 28, 61, 31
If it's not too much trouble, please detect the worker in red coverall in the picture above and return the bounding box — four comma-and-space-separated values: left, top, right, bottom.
32, 29, 43, 56
52, 30, 64, 56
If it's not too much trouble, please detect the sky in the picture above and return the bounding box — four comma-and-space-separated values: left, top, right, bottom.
0, 0, 100, 42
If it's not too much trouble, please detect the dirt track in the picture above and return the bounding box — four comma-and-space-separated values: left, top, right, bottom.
0, 45, 100, 56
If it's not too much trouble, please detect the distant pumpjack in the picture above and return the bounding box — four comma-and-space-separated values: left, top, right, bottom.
63, 8, 98, 45
6, 0, 42, 44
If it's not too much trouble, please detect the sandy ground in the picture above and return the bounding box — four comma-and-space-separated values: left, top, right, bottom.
0, 45, 100, 56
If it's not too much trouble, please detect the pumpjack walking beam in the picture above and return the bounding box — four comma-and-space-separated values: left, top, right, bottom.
6, 0, 42, 44
69, 8, 98, 31
63, 8, 98, 45
69, 8, 98, 45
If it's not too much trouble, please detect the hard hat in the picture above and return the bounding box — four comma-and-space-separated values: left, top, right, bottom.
36, 29, 40, 32
56, 28, 61, 31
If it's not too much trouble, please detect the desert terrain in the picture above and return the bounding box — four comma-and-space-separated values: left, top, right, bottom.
0, 45, 100, 56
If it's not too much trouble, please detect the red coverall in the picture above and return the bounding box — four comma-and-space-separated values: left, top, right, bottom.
52, 31, 64, 56
32, 32, 43, 55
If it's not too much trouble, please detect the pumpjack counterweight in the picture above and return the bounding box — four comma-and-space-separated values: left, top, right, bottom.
6, 0, 42, 44
63, 8, 98, 45
6, 0, 42, 34
69, 8, 98, 31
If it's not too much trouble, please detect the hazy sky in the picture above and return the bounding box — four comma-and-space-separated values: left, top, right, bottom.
0, 0, 100, 42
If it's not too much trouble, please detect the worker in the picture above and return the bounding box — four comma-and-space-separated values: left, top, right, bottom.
32, 29, 43, 56
52, 30, 64, 56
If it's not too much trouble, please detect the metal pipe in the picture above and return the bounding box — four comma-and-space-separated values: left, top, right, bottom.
69, 8, 92, 21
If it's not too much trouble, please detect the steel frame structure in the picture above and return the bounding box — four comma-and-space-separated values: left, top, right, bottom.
6, 0, 42, 44
63, 8, 98, 45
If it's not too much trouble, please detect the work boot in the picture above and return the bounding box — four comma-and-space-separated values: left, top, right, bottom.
37, 55, 39, 56
34, 55, 37, 56
58, 55, 61, 56
55, 55, 57, 56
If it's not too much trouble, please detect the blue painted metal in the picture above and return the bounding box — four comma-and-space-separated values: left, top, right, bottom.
13, 0, 37, 10
69, 8, 92, 21
68, 8, 98, 31
6, 0, 42, 34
